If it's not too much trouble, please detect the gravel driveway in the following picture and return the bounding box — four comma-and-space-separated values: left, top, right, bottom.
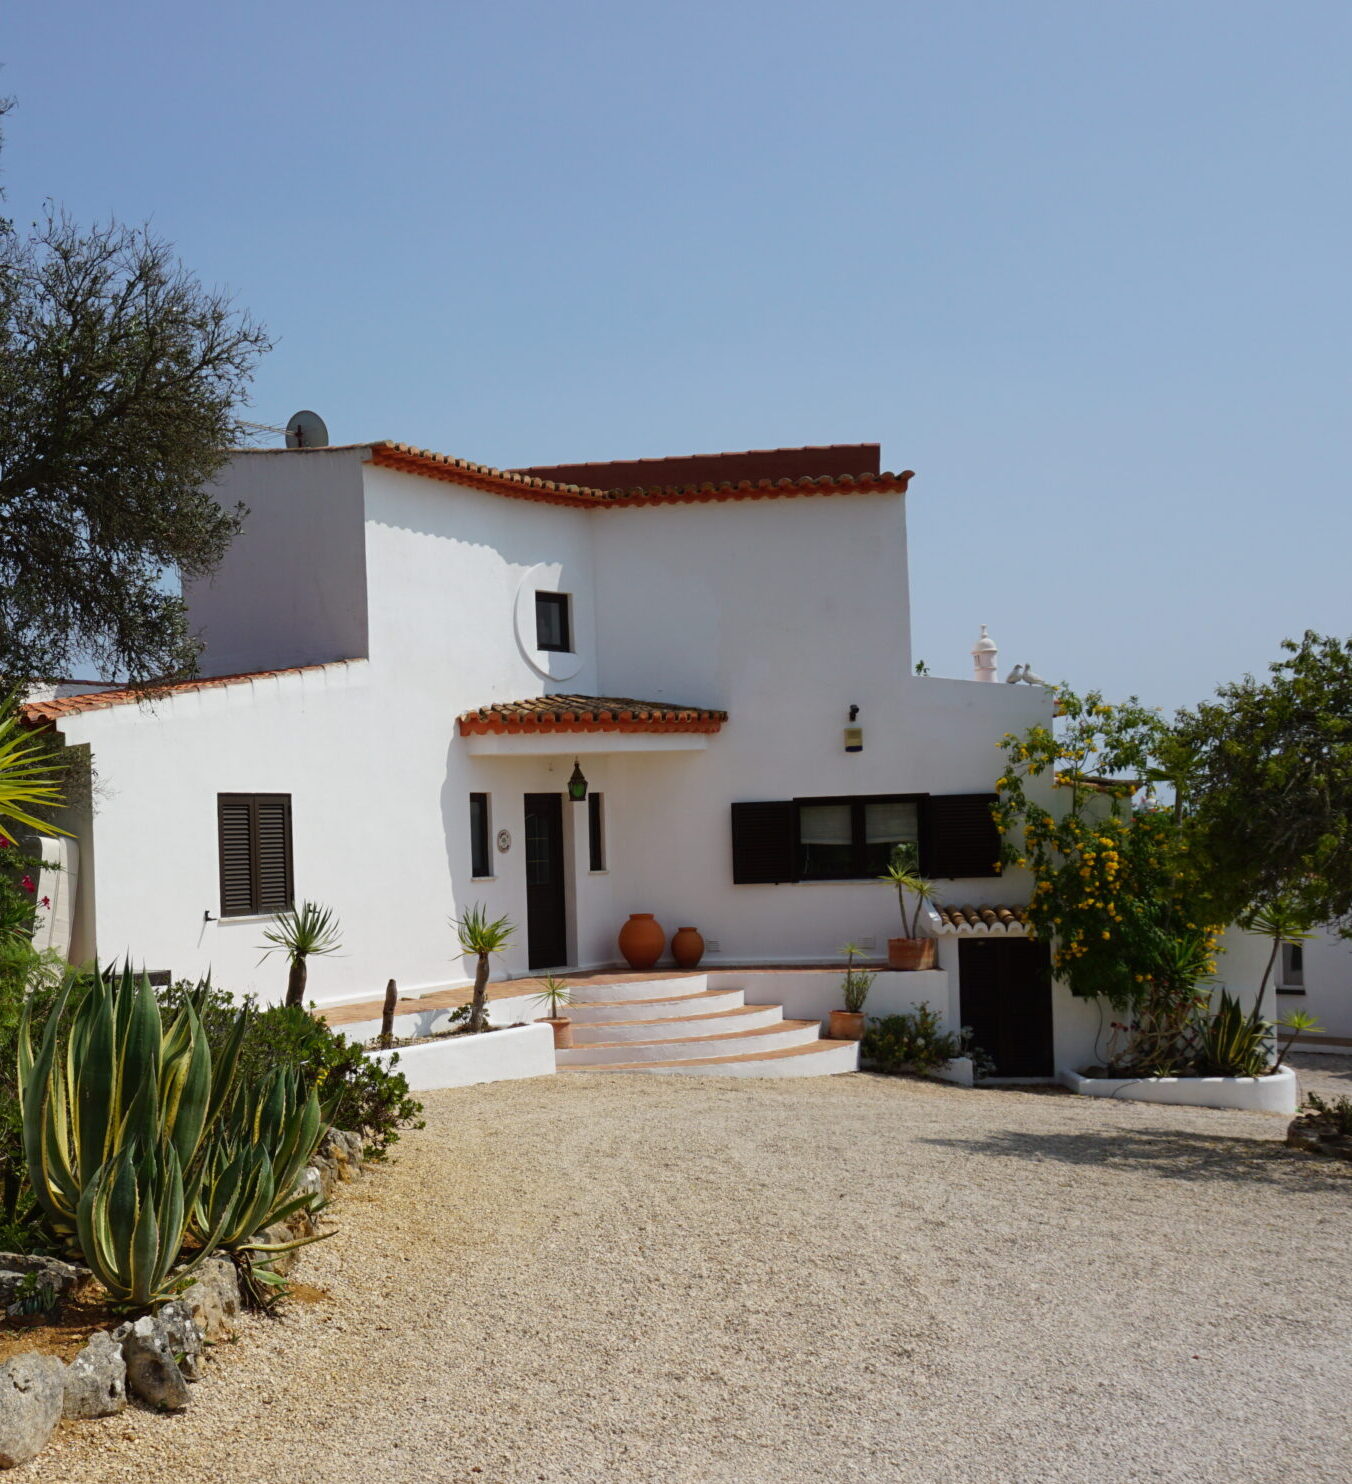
37, 1074, 1350, 1484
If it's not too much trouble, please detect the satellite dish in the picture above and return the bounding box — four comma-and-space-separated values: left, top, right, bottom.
285, 410, 329, 449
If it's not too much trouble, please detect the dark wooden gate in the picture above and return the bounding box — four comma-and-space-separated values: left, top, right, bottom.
524, 793, 567, 970
958, 939, 1054, 1077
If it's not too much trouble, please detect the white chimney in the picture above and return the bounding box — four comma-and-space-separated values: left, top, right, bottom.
971, 625, 998, 683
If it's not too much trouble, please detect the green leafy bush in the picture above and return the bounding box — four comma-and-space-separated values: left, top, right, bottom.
861, 1003, 971, 1077
164, 983, 423, 1159
1302, 1091, 1352, 1135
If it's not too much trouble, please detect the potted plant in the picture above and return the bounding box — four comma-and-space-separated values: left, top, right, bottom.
533, 974, 573, 1049
829, 943, 875, 1040
880, 844, 937, 970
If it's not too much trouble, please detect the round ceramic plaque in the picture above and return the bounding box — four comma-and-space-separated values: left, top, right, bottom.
496, 829, 512, 853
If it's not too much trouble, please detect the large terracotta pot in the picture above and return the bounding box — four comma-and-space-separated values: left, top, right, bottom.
671, 926, 705, 970
618, 913, 665, 970
828, 1010, 866, 1041
540, 1016, 573, 1050
888, 937, 937, 971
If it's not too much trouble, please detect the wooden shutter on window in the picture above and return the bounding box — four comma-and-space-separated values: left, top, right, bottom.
218, 796, 256, 916
254, 796, 293, 912
920, 794, 1002, 879
731, 801, 798, 884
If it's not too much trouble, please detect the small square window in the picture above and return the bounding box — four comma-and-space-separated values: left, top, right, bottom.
535, 592, 572, 652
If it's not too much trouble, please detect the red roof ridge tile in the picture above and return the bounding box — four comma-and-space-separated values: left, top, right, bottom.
458, 694, 728, 736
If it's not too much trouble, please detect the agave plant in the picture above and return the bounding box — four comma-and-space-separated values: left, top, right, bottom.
191, 1065, 329, 1262
18, 964, 250, 1306
1192, 990, 1272, 1078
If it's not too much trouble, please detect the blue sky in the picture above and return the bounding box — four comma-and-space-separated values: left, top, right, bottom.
5, 1, 1349, 711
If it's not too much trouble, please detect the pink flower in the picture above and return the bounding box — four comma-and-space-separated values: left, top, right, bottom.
40, 897, 50, 909
21, 876, 35, 894
0, 837, 10, 848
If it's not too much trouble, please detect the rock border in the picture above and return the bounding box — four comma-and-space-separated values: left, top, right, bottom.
0, 1127, 367, 1470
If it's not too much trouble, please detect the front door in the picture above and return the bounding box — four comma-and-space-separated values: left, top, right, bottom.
524, 793, 567, 970
958, 939, 1054, 1077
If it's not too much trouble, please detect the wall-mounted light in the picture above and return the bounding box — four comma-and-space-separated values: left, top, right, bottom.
844, 704, 863, 753
567, 759, 589, 802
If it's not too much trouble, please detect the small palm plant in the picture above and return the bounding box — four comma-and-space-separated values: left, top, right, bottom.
260, 901, 343, 1008
533, 975, 571, 1021
838, 942, 877, 1014
880, 842, 936, 938
452, 904, 515, 1033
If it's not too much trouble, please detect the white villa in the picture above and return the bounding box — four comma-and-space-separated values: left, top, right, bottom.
21, 437, 1288, 1076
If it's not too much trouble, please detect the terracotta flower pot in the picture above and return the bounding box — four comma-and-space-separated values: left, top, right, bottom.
671, 926, 705, 970
618, 913, 665, 970
828, 1009, 867, 1041
540, 1016, 573, 1049
888, 937, 937, 971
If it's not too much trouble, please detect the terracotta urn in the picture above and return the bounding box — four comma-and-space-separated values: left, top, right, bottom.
828, 1009, 866, 1041
540, 1016, 573, 1050
618, 913, 665, 970
671, 926, 705, 970
888, 937, 937, 971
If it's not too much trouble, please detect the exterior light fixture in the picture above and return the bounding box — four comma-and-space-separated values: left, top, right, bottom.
567, 759, 589, 802
844, 704, 863, 753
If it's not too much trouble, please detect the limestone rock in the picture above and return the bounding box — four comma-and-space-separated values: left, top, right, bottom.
155, 1298, 206, 1380
179, 1257, 243, 1343
62, 1331, 126, 1419
0, 1353, 65, 1467
0, 1253, 85, 1310
112, 1315, 190, 1412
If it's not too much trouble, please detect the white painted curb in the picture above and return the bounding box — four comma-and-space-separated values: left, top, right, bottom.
365, 1022, 556, 1091
1057, 1065, 1298, 1115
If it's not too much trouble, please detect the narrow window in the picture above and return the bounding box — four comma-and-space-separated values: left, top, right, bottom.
588, 792, 605, 871
470, 792, 491, 877
218, 794, 293, 917
1278, 941, 1305, 992
535, 592, 572, 652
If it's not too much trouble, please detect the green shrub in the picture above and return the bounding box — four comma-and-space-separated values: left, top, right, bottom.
1303, 1091, 1352, 1135
861, 1003, 970, 1077
163, 983, 423, 1159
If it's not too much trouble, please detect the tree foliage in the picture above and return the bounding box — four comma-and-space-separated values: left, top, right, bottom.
0, 133, 269, 684
1176, 632, 1352, 931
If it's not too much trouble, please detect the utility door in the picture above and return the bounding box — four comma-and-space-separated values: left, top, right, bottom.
524, 793, 567, 970
958, 939, 1054, 1077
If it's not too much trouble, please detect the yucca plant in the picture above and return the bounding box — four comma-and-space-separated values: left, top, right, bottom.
18, 964, 250, 1307
260, 901, 343, 1008
879, 843, 936, 938
451, 904, 515, 1033
532, 975, 571, 1020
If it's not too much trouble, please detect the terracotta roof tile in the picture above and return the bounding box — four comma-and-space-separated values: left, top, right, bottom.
458, 695, 728, 736
933, 904, 1030, 936
22, 663, 351, 723
367, 441, 913, 508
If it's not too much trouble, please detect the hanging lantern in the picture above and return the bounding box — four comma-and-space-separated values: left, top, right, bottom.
567, 759, 589, 802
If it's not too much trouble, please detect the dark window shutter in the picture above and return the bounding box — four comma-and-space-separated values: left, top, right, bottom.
254, 796, 293, 912
921, 794, 1002, 879
731, 801, 798, 884
218, 796, 255, 916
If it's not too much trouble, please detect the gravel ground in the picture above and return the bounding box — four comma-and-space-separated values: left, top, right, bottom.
35, 1074, 1350, 1484
1290, 1050, 1352, 1102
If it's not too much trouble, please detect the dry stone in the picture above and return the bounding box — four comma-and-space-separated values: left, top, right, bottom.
112, 1315, 190, 1412
61, 1331, 126, 1419
179, 1257, 242, 1343
155, 1299, 206, 1380
0, 1253, 85, 1309
0, 1353, 65, 1467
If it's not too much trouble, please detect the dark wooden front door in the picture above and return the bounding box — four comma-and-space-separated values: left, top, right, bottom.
958, 939, 1054, 1077
524, 793, 567, 970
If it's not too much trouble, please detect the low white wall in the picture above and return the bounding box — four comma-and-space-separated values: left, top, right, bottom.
1058, 1066, 1298, 1115
339, 991, 543, 1046
365, 1021, 555, 1091
707, 968, 954, 1027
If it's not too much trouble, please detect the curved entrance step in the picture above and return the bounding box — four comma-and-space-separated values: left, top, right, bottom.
557, 1019, 821, 1065
568, 989, 746, 1023
567, 975, 709, 1004
565, 1039, 860, 1078
570, 1004, 783, 1044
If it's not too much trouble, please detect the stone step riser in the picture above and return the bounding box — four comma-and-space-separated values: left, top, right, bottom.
570, 1005, 783, 1044
575, 1041, 861, 1079
568, 990, 746, 1023
557, 1022, 821, 1065
567, 976, 710, 1005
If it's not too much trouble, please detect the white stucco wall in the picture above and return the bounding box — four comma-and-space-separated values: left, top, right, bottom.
1276, 924, 1352, 1044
